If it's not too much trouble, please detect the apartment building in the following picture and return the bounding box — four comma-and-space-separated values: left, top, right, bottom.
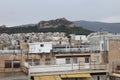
22, 43, 108, 80
0, 33, 120, 80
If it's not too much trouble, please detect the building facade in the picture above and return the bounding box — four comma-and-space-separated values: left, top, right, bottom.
0, 32, 120, 80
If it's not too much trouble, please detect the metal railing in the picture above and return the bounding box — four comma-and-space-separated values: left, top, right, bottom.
0, 50, 21, 54
53, 48, 90, 53
24, 61, 108, 75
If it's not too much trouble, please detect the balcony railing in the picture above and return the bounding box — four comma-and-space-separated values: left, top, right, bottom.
53, 46, 101, 53
24, 62, 107, 75
0, 50, 21, 54
53, 48, 90, 53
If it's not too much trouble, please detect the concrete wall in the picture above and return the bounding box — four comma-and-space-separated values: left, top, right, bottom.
0, 53, 55, 72
108, 40, 120, 73
0, 54, 23, 72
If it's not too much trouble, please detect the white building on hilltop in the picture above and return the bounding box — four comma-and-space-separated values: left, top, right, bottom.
70, 34, 88, 44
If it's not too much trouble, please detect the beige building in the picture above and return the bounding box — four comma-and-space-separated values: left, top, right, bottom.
108, 39, 120, 80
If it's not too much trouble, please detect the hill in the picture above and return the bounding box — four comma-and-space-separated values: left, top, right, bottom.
0, 18, 92, 35
38, 18, 76, 28
74, 20, 120, 33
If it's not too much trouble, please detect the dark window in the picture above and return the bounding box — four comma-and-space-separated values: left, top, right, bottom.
5, 60, 20, 68
5, 60, 12, 68
79, 46, 82, 48
85, 57, 89, 63
24, 40, 27, 43
45, 59, 51, 65
66, 58, 70, 64
13, 60, 20, 68
102, 43, 104, 50
59, 41, 61, 44
97, 76, 100, 80
40, 44, 44, 47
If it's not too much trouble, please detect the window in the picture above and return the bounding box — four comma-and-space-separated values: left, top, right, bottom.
97, 76, 100, 80
66, 58, 70, 64
59, 41, 61, 44
85, 57, 89, 63
40, 44, 44, 47
13, 60, 20, 68
26, 59, 40, 66
46, 54, 49, 57
24, 40, 27, 43
5, 60, 12, 68
33, 59, 40, 65
5, 60, 20, 68
73, 57, 78, 63
45, 59, 51, 65
26, 59, 32, 65
101, 43, 104, 50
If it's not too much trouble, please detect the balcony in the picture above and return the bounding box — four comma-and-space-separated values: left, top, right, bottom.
53, 48, 90, 53
23, 62, 108, 76
53, 45, 101, 53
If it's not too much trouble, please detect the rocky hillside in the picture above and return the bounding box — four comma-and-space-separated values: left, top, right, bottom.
38, 18, 76, 28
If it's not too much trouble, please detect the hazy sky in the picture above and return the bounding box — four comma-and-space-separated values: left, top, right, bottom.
0, 0, 120, 27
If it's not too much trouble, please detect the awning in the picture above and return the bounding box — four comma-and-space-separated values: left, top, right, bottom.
34, 76, 40, 80
61, 73, 91, 78
34, 75, 61, 80
112, 73, 120, 77
34, 73, 91, 80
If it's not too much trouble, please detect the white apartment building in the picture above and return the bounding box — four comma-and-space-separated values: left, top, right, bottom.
29, 42, 52, 53
88, 32, 120, 51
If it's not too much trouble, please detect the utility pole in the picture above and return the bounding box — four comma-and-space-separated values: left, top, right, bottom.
68, 35, 73, 70
100, 28, 102, 40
